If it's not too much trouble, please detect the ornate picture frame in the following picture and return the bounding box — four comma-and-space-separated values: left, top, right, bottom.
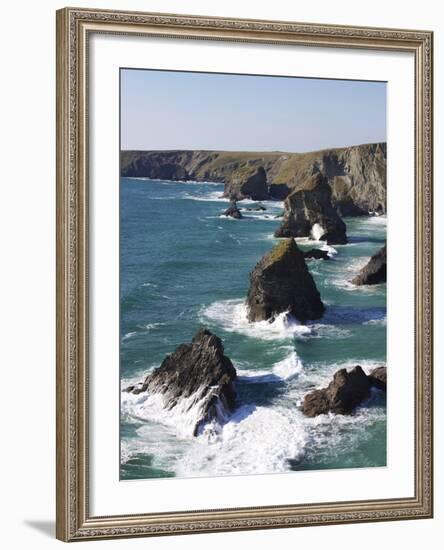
56, 7, 433, 542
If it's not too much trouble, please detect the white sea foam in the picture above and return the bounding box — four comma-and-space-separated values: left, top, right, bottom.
320, 243, 338, 257
200, 299, 313, 341
183, 191, 227, 202
272, 352, 304, 380
329, 256, 385, 292
310, 223, 326, 241
363, 317, 387, 326
175, 404, 308, 477
182, 180, 224, 186
242, 213, 281, 221
142, 322, 165, 331
236, 349, 304, 383
121, 385, 230, 439
294, 359, 386, 390
367, 214, 387, 224
121, 355, 386, 477
122, 331, 137, 341
305, 323, 352, 339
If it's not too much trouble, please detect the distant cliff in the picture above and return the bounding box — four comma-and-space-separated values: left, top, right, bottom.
121, 143, 386, 214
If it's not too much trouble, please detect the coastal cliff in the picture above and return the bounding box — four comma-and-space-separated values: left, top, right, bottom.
121, 142, 386, 214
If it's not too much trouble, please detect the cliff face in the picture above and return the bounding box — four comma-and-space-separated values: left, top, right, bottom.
223, 166, 269, 201
121, 142, 386, 214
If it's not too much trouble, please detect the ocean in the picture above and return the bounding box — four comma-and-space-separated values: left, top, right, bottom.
120, 177, 387, 480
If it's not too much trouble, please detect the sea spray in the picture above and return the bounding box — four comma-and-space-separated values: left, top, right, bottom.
200, 300, 313, 341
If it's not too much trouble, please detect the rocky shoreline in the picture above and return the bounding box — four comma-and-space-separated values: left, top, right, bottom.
121, 142, 386, 214
121, 152, 387, 452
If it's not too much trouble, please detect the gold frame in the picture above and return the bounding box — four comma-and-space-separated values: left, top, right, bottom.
56, 7, 433, 542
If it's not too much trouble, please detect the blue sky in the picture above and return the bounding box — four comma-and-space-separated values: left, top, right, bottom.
121, 69, 386, 153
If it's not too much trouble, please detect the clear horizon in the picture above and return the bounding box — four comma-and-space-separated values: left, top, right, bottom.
121, 69, 386, 153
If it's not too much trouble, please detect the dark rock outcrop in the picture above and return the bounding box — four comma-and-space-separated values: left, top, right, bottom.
303, 249, 330, 261
246, 204, 267, 211
269, 183, 291, 200
246, 239, 325, 323
302, 366, 371, 417
125, 329, 237, 436
351, 244, 386, 285
368, 366, 387, 391
223, 201, 243, 219
274, 173, 347, 245
223, 166, 269, 201
302, 365, 386, 417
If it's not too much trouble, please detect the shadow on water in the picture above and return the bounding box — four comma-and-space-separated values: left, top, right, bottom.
236, 373, 288, 408
347, 236, 386, 245
318, 305, 386, 325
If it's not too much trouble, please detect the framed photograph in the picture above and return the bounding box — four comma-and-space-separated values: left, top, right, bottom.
56, 7, 433, 542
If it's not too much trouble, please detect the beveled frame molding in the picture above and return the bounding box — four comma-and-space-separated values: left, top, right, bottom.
56, 6, 433, 542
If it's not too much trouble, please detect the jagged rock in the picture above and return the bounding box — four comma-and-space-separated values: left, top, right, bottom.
351, 245, 386, 285
223, 166, 269, 201
246, 239, 325, 323
303, 249, 330, 260
126, 329, 237, 436
302, 366, 372, 417
368, 367, 387, 391
223, 201, 243, 219
274, 173, 347, 245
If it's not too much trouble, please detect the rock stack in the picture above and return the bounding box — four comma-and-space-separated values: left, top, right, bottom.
302, 366, 387, 417
274, 173, 347, 244
125, 329, 237, 436
246, 239, 325, 323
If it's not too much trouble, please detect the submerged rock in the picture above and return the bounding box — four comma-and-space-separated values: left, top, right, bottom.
246, 204, 267, 211
223, 201, 243, 219
302, 365, 386, 417
274, 173, 347, 245
246, 239, 325, 323
126, 329, 237, 436
303, 248, 330, 261
351, 244, 386, 285
223, 165, 269, 201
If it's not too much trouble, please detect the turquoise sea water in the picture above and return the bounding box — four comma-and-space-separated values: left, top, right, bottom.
120, 177, 387, 480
